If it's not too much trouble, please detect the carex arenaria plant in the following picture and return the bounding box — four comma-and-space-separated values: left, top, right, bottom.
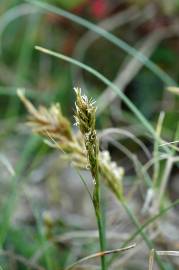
74, 87, 106, 270
18, 88, 175, 270
18, 87, 126, 270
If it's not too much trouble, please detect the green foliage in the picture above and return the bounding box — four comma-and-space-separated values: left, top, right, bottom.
0, 0, 179, 269
49, 0, 86, 10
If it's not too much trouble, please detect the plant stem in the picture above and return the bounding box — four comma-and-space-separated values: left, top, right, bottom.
93, 171, 107, 270
74, 88, 107, 270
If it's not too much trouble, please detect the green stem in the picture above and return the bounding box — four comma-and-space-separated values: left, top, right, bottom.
93, 172, 107, 270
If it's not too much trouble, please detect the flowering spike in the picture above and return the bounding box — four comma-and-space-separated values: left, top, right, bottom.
18, 88, 124, 199
74, 87, 98, 180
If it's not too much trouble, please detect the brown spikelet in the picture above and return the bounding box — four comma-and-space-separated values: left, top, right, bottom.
17, 89, 87, 168
17, 89, 72, 142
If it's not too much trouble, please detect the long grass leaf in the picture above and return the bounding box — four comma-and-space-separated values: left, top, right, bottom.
35, 46, 170, 155
27, 0, 177, 87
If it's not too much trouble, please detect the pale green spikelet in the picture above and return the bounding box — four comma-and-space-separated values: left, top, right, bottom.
99, 151, 124, 200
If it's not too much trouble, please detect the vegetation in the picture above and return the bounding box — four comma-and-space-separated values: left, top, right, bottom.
0, 1, 179, 270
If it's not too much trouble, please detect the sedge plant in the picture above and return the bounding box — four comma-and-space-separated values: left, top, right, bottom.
18, 88, 124, 270
18, 88, 167, 270
74, 87, 106, 270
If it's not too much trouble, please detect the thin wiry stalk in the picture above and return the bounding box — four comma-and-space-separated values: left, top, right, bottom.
148, 249, 179, 270
94, 180, 107, 270
141, 111, 165, 214
148, 249, 155, 270
99, 127, 151, 159
155, 156, 173, 210
74, 87, 107, 270
0, 154, 15, 176
65, 244, 136, 270
157, 125, 179, 208
153, 111, 165, 187
157, 251, 179, 256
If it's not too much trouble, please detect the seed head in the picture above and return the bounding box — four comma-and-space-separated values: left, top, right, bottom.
18, 88, 124, 197
74, 87, 99, 180
99, 151, 124, 200
74, 87, 96, 135
17, 89, 87, 168
17, 89, 72, 141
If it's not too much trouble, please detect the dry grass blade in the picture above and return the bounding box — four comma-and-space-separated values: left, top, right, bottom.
148, 249, 179, 270
0, 153, 15, 176
160, 140, 179, 147
99, 127, 151, 159
156, 251, 179, 256
166, 86, 179, 96
65, 244, 136, 270
148, 249, 155, 270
